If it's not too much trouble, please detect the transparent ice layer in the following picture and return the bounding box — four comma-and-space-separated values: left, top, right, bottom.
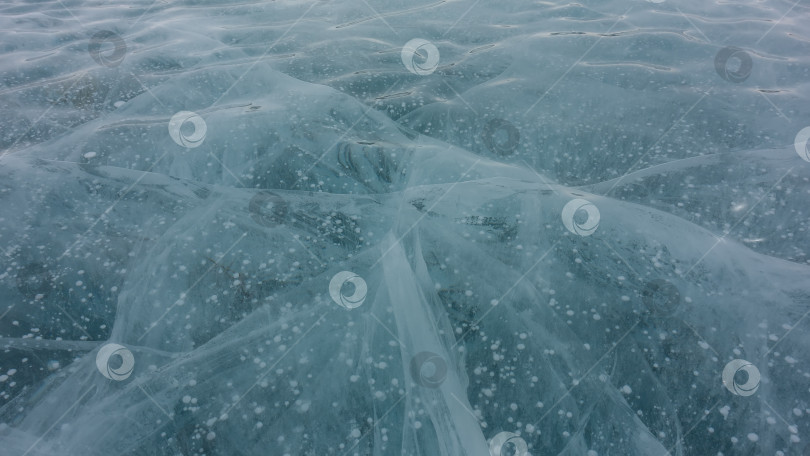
1, 0, 809, 455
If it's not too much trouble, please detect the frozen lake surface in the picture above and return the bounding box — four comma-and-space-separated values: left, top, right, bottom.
1, 0, 810, 455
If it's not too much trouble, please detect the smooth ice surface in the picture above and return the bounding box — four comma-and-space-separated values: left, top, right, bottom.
1, 0, 809, 455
